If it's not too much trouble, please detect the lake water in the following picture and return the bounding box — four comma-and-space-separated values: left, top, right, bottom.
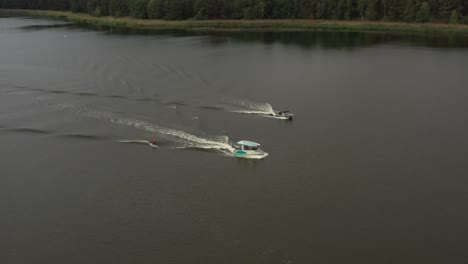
1, 16, 468, 263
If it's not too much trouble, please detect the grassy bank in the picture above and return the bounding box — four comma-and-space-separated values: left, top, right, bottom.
2, 9, 468, 34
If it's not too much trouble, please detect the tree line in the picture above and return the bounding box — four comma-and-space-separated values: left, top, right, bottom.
1, 0, 468, 24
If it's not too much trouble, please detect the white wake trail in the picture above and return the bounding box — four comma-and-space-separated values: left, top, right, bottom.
63, 105, 236, 153
225, 99, 275, 115
117, 140, 159, 148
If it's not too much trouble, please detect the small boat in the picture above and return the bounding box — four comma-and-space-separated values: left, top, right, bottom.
232, 140, 269, 159
266, 111, 294, 120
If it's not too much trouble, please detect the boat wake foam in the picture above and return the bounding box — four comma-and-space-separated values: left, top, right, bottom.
241, 153, 270, 160
216, 99, 292, 120
60, 104, 236, 153
104, 114, 235, 152
225, 99, 275, 116
117, 140, 158, 148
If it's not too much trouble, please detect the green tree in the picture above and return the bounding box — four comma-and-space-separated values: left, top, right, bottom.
86, 0, 97, 15
166, 0, 186, 20
344, 0, 355, 20
450, 9, 460, 23
464, 1, 468, 17
147, 0, 166, 19
461, 16, 468, 24
71, 0, 86, 12
243, 7, 255, 19
386, 0, 404, 21
109, 0, 128, 17
365, 0, 378, 20
295, 0, 315, 19
440, 0, 462, 21
416, 2, 431, 22
130, 0, 149, 18
381, 0, 387, 19
316, 0, 330, 19
334, 0, 347, 20
4, 0, 468, 23
272, 0, 296, 19
94, 6, 102, 16
229, 0, 246, 19
257, 0, 267, 19
242, 0, 267, 19
357, 0, 367, 20
48, 0, 69, 10
402, 0, 416, 22
194, 0, 231, 20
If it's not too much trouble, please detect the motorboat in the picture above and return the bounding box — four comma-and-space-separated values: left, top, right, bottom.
232, 140, 269, 159
265, 110, 294, 120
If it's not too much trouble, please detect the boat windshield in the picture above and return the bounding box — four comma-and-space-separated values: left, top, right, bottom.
244, 146, 259, 151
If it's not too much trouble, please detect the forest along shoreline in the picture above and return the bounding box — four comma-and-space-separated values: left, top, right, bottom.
2, 9, 468, 34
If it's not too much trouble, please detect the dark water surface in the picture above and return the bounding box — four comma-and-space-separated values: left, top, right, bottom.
1, 17, 468, 263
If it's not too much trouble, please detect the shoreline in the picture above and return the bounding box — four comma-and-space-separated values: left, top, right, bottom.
2, 9, 468, 34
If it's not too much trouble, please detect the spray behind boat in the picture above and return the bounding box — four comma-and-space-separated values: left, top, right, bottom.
220, 99, 295, 120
